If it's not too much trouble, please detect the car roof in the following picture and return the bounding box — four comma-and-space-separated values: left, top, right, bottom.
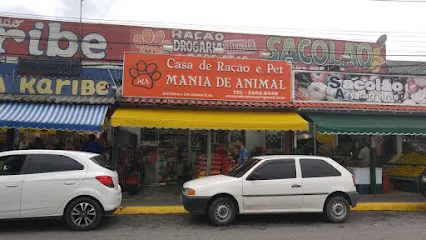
0, 149, 98, 158
253, 155, 331, 161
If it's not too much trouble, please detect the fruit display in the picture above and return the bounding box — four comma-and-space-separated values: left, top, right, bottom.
385, 165, 425, 178
385, 152, 426, 178
399, 152, 426, 165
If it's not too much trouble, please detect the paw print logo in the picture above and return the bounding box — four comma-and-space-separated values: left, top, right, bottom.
134, 29, 172, 54
129, 60, 162, 89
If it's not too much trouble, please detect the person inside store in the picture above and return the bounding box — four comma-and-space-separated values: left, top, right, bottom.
82, 134, 103, 154
235, 138, 250, 167
232, 145, 239, 164
357, 139, 370, 167
28, 137, 45, 149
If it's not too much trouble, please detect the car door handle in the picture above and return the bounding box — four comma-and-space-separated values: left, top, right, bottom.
6, 184, 18, 188
291, 184, 301, 188
64, 182, 76, 185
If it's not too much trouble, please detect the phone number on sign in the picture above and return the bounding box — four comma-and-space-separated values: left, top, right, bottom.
248, 91, 279, 96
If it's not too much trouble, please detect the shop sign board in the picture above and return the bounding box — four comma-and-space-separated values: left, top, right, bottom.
122, 53, 292, 102
0, 75, 114, 97
0, 16, 385, 72
294, 70, 426, 105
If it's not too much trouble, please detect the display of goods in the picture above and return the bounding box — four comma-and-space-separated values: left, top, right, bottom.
399, 152, 426, 165
211, 170, 221, 175
215, 145, 227, 155
198, 155, 207, 161
213, 154, 223, 161
384, 165, 426, 178
389, 153, 403, 163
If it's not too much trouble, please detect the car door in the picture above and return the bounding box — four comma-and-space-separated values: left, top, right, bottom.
299, 158, 342, 210
21, 153, 87, 218
242, 159, 303, 211
0, 154, 28, 219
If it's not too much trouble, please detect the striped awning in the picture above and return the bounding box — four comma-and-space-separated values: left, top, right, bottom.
0, 103, 108, 132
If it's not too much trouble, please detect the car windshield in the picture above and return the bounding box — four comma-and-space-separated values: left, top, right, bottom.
226, 158, 261, 178
90, 154, 115, 171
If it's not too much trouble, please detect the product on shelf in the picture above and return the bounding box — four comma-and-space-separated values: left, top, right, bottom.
399, 152, 426, 165
384, 165, 425, 178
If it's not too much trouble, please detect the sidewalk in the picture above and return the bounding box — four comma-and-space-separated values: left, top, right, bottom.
114, 193, 426, 215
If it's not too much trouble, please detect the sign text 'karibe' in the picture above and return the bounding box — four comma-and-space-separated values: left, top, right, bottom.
123, 53, 292, 102
0, 75, 114, 97
0, 16, 385, 72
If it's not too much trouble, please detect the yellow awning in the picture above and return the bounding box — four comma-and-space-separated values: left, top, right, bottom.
111, 108, 309, 131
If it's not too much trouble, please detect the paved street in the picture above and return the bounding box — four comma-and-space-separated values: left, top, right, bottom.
0, 212, 425, 240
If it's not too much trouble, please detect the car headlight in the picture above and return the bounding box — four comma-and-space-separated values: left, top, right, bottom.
183, 188, 196, 196
422, 176, 426, 184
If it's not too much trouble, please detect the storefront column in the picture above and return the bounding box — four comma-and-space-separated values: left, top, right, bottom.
396, 135, 403, 153
207, 130, 212, 176
370, 135, 377, 195
6, 129, 15, 150
293, 131, 297, 154
313, 124, 317, 155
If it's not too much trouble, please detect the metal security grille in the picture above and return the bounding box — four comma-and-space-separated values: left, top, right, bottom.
17, 57, 81, 76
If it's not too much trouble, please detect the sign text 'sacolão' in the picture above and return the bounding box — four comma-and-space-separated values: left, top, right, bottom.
0, 16, 385, 73
123, 53, 292, 102
294, 70, 426, 105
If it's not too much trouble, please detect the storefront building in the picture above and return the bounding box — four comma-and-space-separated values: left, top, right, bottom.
1, 14, 403, 195
0, 71, 116, 153
293, 70, 426, 195
109, 53, 309, 190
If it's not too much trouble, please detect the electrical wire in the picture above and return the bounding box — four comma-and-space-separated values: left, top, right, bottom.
2, 11, 426, 38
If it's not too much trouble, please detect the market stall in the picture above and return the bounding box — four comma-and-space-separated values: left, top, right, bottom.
300, 111, 426, 195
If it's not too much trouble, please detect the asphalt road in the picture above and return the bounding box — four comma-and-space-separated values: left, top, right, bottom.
0, 212, 425, 240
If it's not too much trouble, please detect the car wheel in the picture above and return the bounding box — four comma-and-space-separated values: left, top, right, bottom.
207, 197, 237, 226
64, 197, 103, 231
324, 196, 350, 223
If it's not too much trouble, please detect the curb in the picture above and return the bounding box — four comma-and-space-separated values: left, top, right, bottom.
113, 202, 426, 215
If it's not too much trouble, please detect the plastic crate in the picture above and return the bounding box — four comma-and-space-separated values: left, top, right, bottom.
356, 184, 383, 195
392, 179, 420, 193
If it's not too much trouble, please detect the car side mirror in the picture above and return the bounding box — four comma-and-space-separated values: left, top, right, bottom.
247, 172, 261, 181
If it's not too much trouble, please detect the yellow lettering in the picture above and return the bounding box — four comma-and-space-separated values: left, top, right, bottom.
55, 79, 71, 95
72, 80, 78, 95
95, 81, 109, 95
20, 77, 36, 94
36, 78, 53, 94
0, 76, 5, 93
81, 80, 95, 96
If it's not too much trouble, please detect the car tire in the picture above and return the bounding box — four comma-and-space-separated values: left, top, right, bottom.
324, 196, 350, 223
207, 197, 237, 226
64, 197, 103, 231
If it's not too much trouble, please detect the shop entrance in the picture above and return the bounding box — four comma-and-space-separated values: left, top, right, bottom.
111, 108, 309, 195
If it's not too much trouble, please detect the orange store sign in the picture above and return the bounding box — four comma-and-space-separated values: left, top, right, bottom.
122, 53, 292, 102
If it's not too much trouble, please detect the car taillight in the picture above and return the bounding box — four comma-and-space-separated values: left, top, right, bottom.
96, 176, 114, 188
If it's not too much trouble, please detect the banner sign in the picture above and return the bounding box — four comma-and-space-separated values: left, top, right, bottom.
123, 53, 291, 102
0, 16, 385, 72
0, 75, 114, 97
294, 71, 426, 105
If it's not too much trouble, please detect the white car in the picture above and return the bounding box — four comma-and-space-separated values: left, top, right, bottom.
0, 150, 122, 231
182, 155, 359, 226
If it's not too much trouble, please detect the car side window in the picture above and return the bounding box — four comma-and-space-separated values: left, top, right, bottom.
250, 160, 296, 180
26, 154, 84, 174
300, 159, 341, 178
0, 155, 27, 175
